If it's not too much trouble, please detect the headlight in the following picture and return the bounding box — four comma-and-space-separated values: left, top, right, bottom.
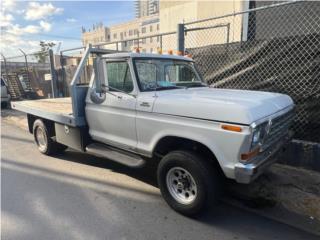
251, 122, 268, 149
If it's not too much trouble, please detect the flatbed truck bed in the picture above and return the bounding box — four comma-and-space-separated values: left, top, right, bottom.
11, 98, 84, 127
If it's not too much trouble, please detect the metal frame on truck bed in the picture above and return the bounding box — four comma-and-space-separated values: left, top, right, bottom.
12, 44, 117, 127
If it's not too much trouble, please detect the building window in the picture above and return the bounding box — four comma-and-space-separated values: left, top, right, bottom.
150, 37, 153, 43
157, 24, 159, 31
134, 29, 138, 35
142, 38, 146, 44
113, 33, 117, 39
150, 48, 153, 53
141, 27, 146, 34
157, 36, 160, 42
129, 30, 133, 36
107, 35, 110, 40
124, 31, 127, 37
150, 25, 153, 32
120, 32, 123, 40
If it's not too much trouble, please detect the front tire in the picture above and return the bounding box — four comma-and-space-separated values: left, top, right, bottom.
33, 119, 67, 155
157, 150, 220, 216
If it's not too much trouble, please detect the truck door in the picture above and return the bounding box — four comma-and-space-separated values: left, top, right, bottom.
86, 59, 138, 152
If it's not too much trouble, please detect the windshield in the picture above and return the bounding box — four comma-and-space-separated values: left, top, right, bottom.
134, 58, 206, 91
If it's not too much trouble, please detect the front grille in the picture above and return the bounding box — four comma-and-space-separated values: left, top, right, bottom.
262, 109, 295, 150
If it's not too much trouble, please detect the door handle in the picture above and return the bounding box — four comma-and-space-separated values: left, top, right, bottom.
140, 102, 150, 107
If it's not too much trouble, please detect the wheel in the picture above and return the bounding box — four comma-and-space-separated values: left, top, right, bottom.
157, 150, 220, 216
33, 119, 67, 155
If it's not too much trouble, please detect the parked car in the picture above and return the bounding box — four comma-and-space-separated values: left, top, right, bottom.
1, 78, 10, 108
12, 46, 295, 216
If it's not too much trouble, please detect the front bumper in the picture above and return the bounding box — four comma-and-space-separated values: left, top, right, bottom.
234, 134, 292, 184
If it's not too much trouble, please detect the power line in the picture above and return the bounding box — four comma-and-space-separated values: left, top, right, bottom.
3, 31, 81, 40
34, 33, 81, 40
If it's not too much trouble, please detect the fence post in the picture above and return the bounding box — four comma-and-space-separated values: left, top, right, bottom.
59, 51, 67, 97
177, 23, 185, 53
19, 48, 31, 91
0, 53, 9, 80
48, 49, 58, 98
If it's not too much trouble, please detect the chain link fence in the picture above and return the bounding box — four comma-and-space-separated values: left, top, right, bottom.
184, 1, 320, 143
56, 31, 177, 96
94, 31, 177, 54
1, 1, 319, 143
1, 51, 53, 99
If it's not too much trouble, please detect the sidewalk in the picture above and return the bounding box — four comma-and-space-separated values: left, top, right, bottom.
226, 164, 320, 235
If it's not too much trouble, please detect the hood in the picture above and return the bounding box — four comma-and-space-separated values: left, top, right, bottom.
153, 87, 294, 125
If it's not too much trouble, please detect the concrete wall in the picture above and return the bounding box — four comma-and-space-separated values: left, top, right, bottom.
160, 0, 246, 50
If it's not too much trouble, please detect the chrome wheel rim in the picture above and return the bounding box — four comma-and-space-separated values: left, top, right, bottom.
166, 167, 197, 205
36, 127, 47, 151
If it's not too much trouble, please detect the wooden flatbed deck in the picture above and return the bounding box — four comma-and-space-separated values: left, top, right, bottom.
11, 98, 85, 126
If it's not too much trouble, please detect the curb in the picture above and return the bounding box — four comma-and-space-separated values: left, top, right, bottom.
225, 164, 320, 236
223, 196, 320, 236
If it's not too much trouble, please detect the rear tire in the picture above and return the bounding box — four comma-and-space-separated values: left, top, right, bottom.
33, 119, 67, 155
157, 150, 220, 216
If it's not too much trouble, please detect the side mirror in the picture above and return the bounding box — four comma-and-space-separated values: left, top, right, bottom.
93, 57, 105, 94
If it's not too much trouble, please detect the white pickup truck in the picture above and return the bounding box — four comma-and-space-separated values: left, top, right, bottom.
12, 46, 294, 216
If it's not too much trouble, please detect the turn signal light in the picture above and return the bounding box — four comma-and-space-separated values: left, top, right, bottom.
176, 50, 183, 56
168, 49, 173, 55
241, 147, 260, 161
221, 124, 242, 132
134, 47, 140, 53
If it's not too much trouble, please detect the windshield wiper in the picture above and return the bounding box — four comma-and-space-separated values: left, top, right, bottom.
185, 83, 207, 89
153, 86, 184, 91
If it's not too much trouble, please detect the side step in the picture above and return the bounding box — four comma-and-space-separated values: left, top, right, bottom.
86, 143, 146, 168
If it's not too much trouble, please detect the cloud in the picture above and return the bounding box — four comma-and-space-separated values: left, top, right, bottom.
6, 20, 52, 36
25, 2, 63, 20
0, 1, 60, 56
1, 0, 16, 12
0, 12, 14, 27
66, 18, 77, 23
39, 20, 51, 32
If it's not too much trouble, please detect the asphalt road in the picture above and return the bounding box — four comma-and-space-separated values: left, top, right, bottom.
1, 119, 318, 240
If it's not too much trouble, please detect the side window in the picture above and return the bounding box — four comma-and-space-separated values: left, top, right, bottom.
136, 62, 157, 91
106, 62, 134, 93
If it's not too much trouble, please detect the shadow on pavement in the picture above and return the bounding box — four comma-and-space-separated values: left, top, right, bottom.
53, 149, 159, 187
2, 157, 318, 240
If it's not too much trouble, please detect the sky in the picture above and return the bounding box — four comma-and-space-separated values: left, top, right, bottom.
0, 0, 135, 57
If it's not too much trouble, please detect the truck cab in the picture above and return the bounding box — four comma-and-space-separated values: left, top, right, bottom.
12, 46, 294, 216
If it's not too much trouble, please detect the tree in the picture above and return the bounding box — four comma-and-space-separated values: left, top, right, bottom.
34, 41, 56, 63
